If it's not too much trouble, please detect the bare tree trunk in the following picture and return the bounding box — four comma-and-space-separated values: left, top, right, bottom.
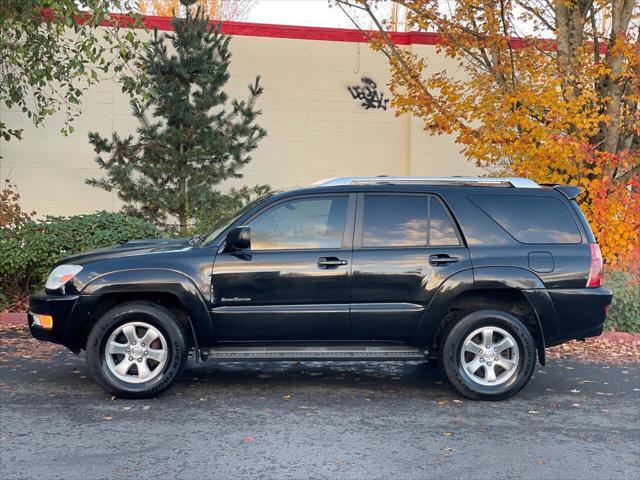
554, 0, 591, 100
599, 0, 636, 156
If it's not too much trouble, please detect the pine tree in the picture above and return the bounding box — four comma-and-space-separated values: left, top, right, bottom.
87, 0, 267, 235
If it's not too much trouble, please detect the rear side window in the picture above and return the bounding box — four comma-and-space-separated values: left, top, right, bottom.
468, 195, 581, 244
430, 198, 460, 246
362, 194, 460, 247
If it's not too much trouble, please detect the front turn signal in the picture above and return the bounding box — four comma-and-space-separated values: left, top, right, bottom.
32, 314, 53, 330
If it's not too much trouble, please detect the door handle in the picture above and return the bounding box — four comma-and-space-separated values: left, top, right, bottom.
428, 254, 459, 266
317, 257, 348, 269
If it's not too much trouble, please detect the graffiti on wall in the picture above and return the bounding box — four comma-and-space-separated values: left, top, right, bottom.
347, 77, 389, 111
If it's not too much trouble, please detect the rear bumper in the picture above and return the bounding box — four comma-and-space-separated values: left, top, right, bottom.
547, 287, 613, 345
28, 292, 79, 348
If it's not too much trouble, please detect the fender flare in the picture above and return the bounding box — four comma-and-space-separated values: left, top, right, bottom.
410, 269, 474, 347
411, 267, 559, 365
70, 268, 216, 348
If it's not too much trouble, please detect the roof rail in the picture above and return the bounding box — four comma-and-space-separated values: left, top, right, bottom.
313, 176, 540, 188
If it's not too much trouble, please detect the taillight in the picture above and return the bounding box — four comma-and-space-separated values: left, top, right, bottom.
586, 243, 603, 288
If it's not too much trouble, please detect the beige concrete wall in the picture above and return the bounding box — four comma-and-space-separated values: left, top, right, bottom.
0, 28, 480, 217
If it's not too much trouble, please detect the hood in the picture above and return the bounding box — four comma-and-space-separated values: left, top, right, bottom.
59, 238, 192, 266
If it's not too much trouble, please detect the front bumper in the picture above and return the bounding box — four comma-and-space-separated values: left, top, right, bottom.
547, 287, 613, 345
28, 292, 79, 347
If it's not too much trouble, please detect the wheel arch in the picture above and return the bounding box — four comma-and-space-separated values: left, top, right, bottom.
431, 289, 547, 365
64, 269, 216, 354
412, 267, 557, 365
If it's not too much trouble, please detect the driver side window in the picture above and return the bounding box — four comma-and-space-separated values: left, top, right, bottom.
249, 196, 348, 251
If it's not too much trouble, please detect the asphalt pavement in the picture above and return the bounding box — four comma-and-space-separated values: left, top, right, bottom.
0, 329, 638, 480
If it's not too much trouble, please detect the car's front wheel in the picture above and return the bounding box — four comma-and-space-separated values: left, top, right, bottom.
86, 302, 188, 398
440, 309, 536, 400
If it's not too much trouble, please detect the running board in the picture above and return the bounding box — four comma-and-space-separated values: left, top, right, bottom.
202, 345, 427, 362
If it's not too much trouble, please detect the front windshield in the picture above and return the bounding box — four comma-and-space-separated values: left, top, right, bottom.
202, 193, 274, 245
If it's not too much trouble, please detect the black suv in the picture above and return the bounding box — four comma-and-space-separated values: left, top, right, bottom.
29, 176, 612, 400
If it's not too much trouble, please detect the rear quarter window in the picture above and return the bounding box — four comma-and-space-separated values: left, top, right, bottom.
468, 194, 582, 244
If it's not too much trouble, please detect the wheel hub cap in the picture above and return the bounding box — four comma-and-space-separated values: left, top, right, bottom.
460, 326, 520, 387
131, 346, 144, 357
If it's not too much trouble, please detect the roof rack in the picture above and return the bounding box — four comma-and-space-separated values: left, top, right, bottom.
313, 176, 540, 188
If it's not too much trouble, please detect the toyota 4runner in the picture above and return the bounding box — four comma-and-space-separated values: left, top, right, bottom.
28, 176, 612, 400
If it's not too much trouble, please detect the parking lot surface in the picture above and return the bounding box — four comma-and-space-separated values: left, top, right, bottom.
1, 328, 638, 480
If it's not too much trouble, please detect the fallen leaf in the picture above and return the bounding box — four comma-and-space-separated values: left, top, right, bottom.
114, 467, 130, 475
242, 436, 255, 443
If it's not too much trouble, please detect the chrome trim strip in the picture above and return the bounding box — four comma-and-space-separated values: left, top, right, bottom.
212, 303, 423, 314
212, 303, 349, 314
350, 302, 425, 313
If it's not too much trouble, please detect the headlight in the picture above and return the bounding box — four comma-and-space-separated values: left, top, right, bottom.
45, 265, 83, 290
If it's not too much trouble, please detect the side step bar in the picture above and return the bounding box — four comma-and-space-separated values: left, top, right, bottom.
202, 345, 427, 362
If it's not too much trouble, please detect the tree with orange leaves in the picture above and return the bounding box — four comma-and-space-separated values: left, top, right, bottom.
137, 0, 254, 20
338, 0, 639, 270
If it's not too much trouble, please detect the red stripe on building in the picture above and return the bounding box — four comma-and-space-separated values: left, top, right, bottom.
112, 13, 442, 45
40, 10, 605, 52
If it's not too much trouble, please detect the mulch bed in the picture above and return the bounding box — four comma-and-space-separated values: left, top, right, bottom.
547, 337, 639, 365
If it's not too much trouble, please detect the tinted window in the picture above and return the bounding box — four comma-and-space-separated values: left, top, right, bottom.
362, 195, 461, 247
363, 195, 428, 247
430, 198, 460, 246
250, 196, 348, 250
469, 195, 581, 244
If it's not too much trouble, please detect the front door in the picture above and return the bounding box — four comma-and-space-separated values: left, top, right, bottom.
211, 194, 355, 341
350, 193, 471, 341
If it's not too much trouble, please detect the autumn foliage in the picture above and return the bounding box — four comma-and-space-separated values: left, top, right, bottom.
0, 180, 35, 234
342, 0, 639, 270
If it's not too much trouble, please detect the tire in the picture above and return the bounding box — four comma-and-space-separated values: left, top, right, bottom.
440, 309, 536, 401
86, 302, 189, 399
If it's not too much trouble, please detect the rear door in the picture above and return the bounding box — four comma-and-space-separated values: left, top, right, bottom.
350, 192, 471, 341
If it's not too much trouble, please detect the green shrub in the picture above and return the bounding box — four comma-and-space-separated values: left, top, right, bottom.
605, 270, 640, 333
0, 211, 158, 310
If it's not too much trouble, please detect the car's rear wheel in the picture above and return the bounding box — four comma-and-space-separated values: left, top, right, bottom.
86, 302, 188, 398
440, 309, 536, 400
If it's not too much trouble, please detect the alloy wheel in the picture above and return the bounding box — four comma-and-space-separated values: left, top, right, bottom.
460, 326, 519, 387
104, 321, 168, 384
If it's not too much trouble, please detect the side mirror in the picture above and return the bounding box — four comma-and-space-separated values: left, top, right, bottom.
224, 226, 250, 251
